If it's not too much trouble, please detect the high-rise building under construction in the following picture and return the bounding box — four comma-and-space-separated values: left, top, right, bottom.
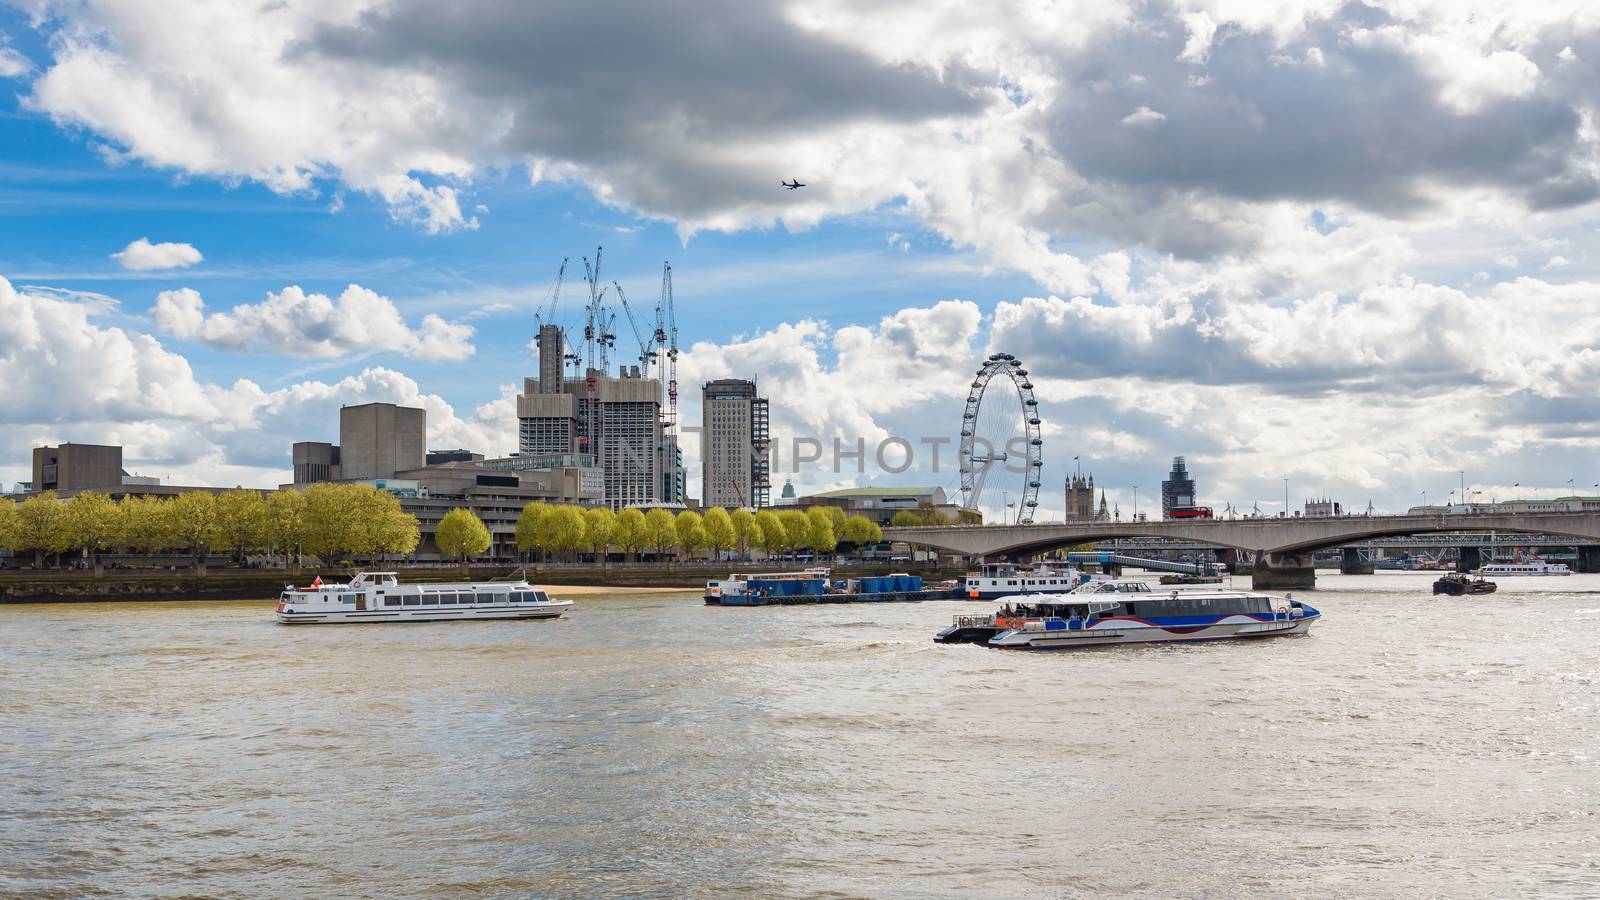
518, 323, 680, 510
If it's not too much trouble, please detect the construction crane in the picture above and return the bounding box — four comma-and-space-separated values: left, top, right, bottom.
660, 261, 678, 427
614, 281, 657, 376
534, 258, 567, 329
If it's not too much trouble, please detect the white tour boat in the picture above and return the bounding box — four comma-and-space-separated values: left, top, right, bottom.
936, 578, 1319, 649
961, 561, 1100, 600
1474, 561, 1572, 577
274, 571, 572, 624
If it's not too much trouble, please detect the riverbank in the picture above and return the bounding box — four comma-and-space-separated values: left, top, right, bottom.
0, 563, 963, 603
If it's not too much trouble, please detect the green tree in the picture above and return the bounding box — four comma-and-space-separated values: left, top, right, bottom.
16, 492, 70, 568
822, 505, 846, 532
544, 505, 587, 560
840, 514, 883, 548
515, 502, 551, 560
753, 509, 786, 557
63, 491, 118, 573
805, 506, 838, 556
214, 489, 268, 564
436, 507, 491, 570
168, 491, 219, 571
301, 483, 359, 563
675, 510, 706, 559
779, 509, 810, 553
367, 491, 419, 562
115, 495, 171, 557
584, 506, 617, 559
613, 507, 647, 561
729, 507, 756, 559
0, 499, 17, 553
702, 507, 736, 557
265, 489, 307, 570
644, 508, 678, 558
890, 510, 925, 527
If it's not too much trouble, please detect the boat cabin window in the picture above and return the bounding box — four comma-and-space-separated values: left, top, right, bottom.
403, 595, 422, 606
340, 593, 357, 604
385, 596, 402, 607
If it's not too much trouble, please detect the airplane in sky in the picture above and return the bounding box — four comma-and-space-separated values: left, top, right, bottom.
782, 179, 805, 190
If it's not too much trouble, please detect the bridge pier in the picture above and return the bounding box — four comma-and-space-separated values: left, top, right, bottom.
1456, 546, 1482, 573
1340, 547, 1374, 575
1577, 546, 1600, 573
1252, 552, 1316, 590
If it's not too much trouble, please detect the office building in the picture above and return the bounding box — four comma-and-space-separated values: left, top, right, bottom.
339, 402, 425, 481
1161, 456, 1197, 518
701, 378, 771, 508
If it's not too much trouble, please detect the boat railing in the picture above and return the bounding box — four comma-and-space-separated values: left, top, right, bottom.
951, 613, 998, 628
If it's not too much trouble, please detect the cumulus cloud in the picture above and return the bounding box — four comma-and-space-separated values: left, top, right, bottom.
152, 284, 475, 360
110, 237, 203, 270
0, 274, 509, 489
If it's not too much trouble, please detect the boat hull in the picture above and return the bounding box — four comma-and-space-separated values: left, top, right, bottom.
986, 614, 1317, 650
275, 603, 570, 624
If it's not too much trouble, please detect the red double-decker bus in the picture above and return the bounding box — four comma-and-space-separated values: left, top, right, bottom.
1169, 506, 1214, 519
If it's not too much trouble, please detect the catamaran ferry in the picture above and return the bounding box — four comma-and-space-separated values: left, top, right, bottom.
935, 579, 1319, 649
962, 561, 1098, 600
274, 571, 572, 624
1473, 561, 1571, 577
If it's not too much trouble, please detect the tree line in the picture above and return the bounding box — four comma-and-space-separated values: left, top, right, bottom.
0, 485, 891, 570
0, 484, 418, 570
434, 503, 885, 563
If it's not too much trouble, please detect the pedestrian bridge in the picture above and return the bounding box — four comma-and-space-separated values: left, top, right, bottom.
884, 511, 1600, 588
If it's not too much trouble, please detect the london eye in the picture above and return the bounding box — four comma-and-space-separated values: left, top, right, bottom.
958, 353, 1042, 524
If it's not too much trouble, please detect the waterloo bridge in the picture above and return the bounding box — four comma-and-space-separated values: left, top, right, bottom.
883, 511, 1600, 589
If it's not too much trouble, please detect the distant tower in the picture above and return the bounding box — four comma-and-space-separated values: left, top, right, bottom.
701, 378, 771, 508
1096, 490, 1110, 522
1065, 474, 1095, 521
781, 479, 796, 500
1161, 456, 1196, 519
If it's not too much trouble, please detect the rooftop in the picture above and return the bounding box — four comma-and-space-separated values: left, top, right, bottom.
808, 486, 941, 499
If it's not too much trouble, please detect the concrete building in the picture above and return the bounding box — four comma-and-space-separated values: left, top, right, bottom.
425, 449, 482, 466
32, 443, 124, 492
516, 343, 677, 509
1161, 456, 1197, 518
701, 378, 771, 508
339, 402, 425, 481
377, 456, 604, 559
292, 441, 341, 484
798, 486, 961, 526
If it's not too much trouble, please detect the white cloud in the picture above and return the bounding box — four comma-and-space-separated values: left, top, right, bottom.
0, 274, 509, 489
152, 284, 475, 361
1120, 105, 1166, 126
110, 237, 203, 271
0, 46, 30, 79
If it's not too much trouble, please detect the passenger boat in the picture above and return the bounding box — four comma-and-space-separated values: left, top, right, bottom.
934, 579, 1319, 648
274, 571, 571, 624
961, 561, 1097, 600
1473, 561, 1571, 576
1433, 573, 1497, 595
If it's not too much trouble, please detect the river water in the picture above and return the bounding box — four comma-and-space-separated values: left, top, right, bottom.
3, 572, 1599, 898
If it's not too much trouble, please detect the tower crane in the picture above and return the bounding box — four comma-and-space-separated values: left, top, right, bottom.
614, 281, 656, 376
660, 261, 678, 427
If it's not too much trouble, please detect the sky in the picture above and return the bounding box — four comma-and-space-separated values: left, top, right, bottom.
2, 0, 1600, 521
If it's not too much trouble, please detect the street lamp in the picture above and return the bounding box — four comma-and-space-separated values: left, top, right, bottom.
1283, 477, 1290, 517
1132, 486, 1138, 520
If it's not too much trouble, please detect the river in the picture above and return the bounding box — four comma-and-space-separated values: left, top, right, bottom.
3, 572, 1598, 897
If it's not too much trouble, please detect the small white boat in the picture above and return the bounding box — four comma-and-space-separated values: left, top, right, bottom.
1473, 561, 1571, 577
274, 571, 572, 624
960, 561, 1099, 600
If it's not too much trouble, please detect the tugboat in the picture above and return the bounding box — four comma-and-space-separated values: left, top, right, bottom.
274, 571, 571, 624
935, 579, 1318, 648
1432, 573, 1497, 596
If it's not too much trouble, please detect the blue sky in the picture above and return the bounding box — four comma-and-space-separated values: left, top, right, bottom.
4, 1, 1600, 519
